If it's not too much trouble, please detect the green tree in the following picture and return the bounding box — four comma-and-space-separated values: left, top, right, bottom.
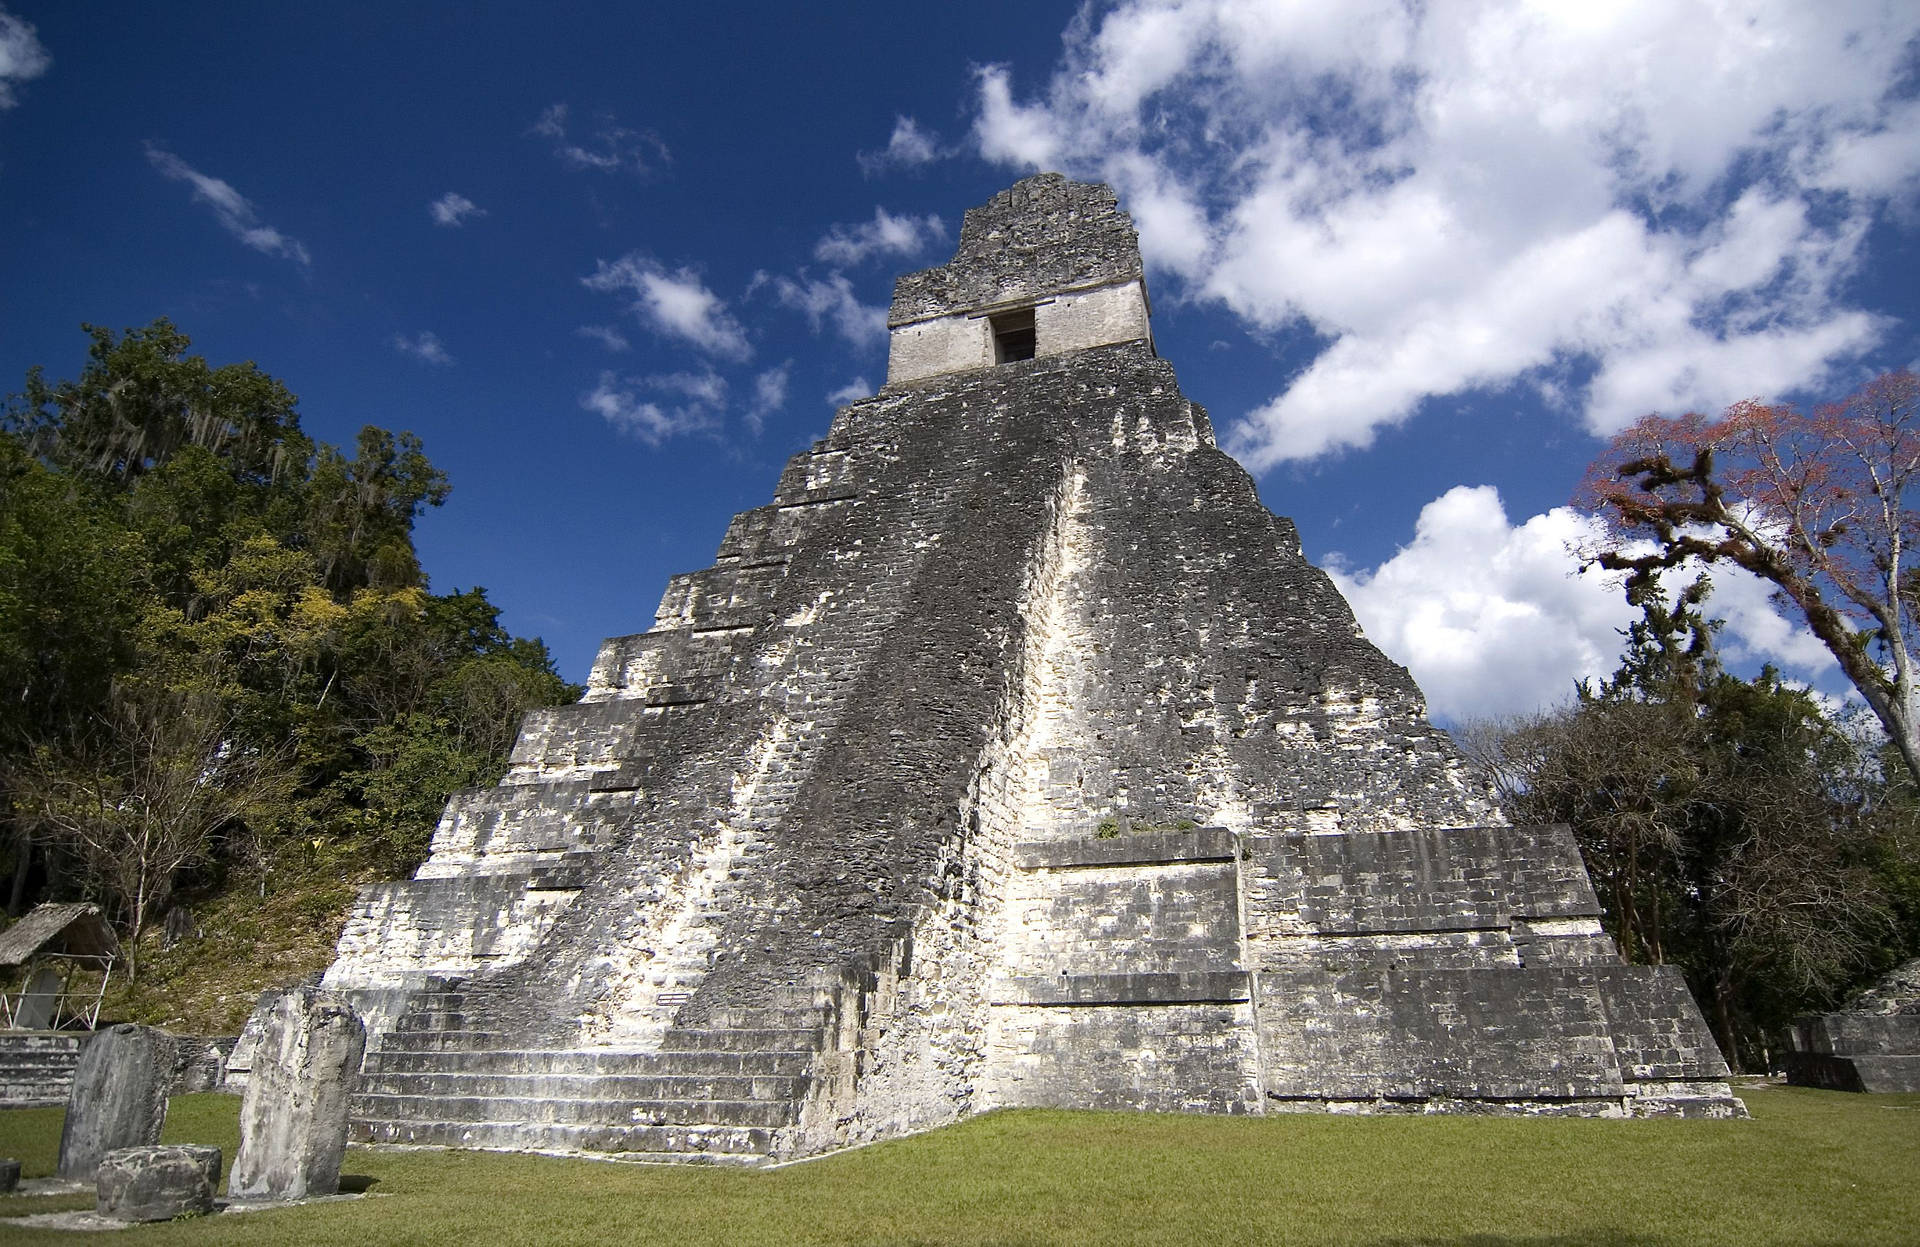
10, 685, 295, 976
9, 318, 307, 488
1466, 578, 1903, 1069
3, 319, 578, 966
1582, 370, 1920, 786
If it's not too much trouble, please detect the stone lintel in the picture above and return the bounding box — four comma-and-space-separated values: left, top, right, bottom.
1014, 828, 1236, 870
997, 970, 1250, 1006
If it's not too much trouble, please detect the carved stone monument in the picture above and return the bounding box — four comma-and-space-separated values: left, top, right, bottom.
323, 174, 1738, 1165
56, 1024, 177, 1180
229, 987, 366, 1200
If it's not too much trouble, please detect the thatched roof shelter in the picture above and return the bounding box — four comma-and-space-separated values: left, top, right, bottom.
0, 903, 120, 968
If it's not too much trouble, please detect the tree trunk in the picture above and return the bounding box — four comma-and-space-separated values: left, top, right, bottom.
1711, 967, 1740, 1073
6, 826, 29, 917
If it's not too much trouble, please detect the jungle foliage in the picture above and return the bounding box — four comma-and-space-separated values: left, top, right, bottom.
1458, 573, 1919, 1071
0, 320, 578, 981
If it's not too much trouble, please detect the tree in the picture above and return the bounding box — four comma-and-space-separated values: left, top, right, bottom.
7, 318, 307, 488
8, 686, 295, 976
1580, 370, 1920, 786
2, 318, 580, 977
1462, 578, 1901, 1069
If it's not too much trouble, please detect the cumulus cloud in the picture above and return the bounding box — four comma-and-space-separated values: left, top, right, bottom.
583, 254, 752, 360
971, 1, 1920, 468
575, 324, 629, 352
429, 192, 485, 227
826, 377, 872, 407
858, 116, 940, 175
391, 331, 453, 366
1328, 486, 1836, 722
0, 6, 49, 108
145, 145, 311, 267
814, 208, 946, 266
772, 273, 888, 347
532, 102, 667, 174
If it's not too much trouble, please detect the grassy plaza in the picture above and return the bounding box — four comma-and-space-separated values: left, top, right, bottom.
1, 1084, 1914, 1245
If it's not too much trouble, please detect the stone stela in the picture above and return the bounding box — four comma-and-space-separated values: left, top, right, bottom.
321, 174, 1741, 1165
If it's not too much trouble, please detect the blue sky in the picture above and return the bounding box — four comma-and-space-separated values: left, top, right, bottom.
3, 3, 1917, 724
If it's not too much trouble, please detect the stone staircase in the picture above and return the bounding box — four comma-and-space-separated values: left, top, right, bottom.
0, 1030, 86, 1107
349, 983, 837, 1164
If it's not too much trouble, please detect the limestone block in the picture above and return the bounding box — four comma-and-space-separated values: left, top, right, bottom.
56, 1024, 179, 1180
229, 988, 367, 1201
94, 1145, 218, 1222
223, 988, 289, 1090
95, 1144, 220, 1222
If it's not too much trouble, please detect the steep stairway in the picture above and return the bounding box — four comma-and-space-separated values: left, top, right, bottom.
349, 983, 837, 1163
0, 1030, 85, 1107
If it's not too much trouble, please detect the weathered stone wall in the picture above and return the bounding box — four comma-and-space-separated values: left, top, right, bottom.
889, 175, 1143, 326
885, 279, 1152, 385
1785, 956, 1920, 1092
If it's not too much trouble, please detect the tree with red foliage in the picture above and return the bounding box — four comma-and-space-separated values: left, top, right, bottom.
1580, 370, 1920, 787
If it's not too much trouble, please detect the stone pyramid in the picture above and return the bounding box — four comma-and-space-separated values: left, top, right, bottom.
323, 174, 1739, 1165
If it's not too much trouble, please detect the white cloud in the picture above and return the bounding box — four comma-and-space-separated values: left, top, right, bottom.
429, 192, 486, 227
970, 1, 1920, 468
814, 208, 946, 266
858, 116, 941, 175
644, 369, 727, 406
145, 145, 311, 267
1329, 485, 1837, 722
583, 254, 752, 360
773, 273, 887, 347
532, 102, 667, 174
392, 331, 453, 366
582, 372, 713, 445
580, 364, 782, 444
0, 6, 49, 108
575, 324, 629, 352
973, 66, 1064, 169
746, 363, 789, 436
826, 377, 872, 406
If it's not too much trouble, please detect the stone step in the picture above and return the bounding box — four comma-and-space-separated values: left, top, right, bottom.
660, 1027, 826, 1052
353, 1091, 798, 1128
373, 1029, 510, 1053
0, 1052, 88, 1068
351, 1116, 781, 1158
361, 1048, 816, 1078
356, 1070, 808, 1102
703, 1007, 833, 1031
0, 1032, 87, 1108
389, 1008, 478, 1033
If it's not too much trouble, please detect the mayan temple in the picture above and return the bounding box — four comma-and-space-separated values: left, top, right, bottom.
322, 174, 1739, 1164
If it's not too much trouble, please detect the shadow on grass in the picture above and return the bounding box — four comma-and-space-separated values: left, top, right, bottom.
338, 1174, 379, 1194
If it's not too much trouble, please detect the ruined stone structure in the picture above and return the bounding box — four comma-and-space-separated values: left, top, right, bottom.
1785, 956, 1920, 1093
323, 174, 1737, 1164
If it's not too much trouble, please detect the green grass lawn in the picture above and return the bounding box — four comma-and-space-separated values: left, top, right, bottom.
1, 1086, 1915, 1245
